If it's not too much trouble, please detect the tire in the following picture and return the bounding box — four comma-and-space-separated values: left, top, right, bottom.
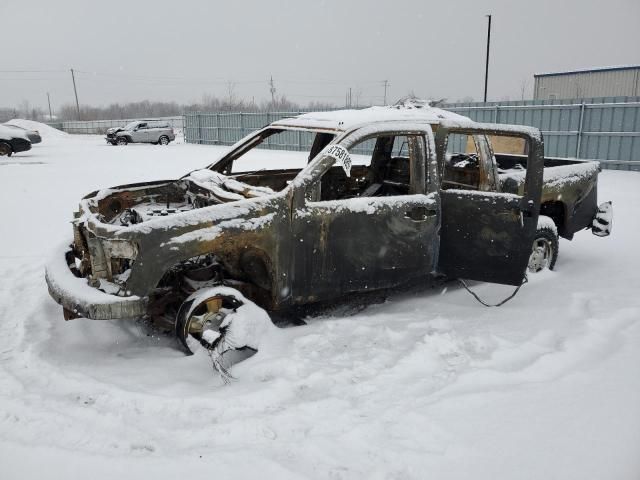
528, 215, 559, 273
0, 142, 12, 157
158, 135, 170, 146
116, 137, 128, 146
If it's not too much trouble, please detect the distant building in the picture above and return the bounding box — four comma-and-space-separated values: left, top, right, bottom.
533, 65, 640, 100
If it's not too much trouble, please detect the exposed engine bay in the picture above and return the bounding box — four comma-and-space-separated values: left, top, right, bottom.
90, 169, 276, 227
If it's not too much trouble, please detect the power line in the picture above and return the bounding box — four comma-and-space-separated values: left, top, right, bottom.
0, 68, 390, 88
0, 69, 66, 73
0, 77, 65, 81
73, 69, 387, 87
287, 93, 384, 99
74, 69, 263, 85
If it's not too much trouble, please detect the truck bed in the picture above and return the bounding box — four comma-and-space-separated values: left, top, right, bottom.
496, 154, 600, 239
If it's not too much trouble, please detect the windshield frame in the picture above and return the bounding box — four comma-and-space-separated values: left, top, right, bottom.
207, 126, 338, 175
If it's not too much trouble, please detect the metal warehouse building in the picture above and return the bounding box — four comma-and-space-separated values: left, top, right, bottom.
534, 65, 640, 100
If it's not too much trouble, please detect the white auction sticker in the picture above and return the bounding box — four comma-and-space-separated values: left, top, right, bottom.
325, 144, 352, 177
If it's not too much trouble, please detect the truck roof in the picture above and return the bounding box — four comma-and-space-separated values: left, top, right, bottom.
272, 104, 470, 132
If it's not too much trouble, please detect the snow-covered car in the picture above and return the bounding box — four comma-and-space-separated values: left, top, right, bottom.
2, 123, 42, 144
0, 125, 31, 156
46, 104, 612, 366
105, 120, 175, 146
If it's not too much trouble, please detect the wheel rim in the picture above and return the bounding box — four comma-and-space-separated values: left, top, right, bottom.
176, 291, 259, 375
528, 237, 553, 272
117, 139, 126, 145
177, 295, 234, 354
160, 137, 168, 145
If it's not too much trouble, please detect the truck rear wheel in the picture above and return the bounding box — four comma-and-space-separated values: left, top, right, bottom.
528, 215, 559, 273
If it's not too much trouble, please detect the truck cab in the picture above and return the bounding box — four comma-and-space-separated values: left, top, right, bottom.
280, 119, 545, 301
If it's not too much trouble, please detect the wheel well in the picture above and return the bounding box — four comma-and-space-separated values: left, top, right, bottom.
239, 249, 272, 292
149, 252, 274, 326
540, 201, 566, 236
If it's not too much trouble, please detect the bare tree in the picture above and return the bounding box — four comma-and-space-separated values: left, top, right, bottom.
225, 81, 237, 110
18, 100, 31, 119
353, 86, 363, 107
34, 93, 343, 122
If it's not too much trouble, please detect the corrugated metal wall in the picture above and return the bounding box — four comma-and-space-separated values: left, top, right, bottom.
534, 68, 640, 100
184, 98, 640, 171
442, 99, 640, 170
184, 111, 376, 155
49, 116, 184, 135
184, 112, 314, 149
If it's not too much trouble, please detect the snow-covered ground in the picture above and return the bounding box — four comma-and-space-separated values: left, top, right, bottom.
1, 124, 639, 479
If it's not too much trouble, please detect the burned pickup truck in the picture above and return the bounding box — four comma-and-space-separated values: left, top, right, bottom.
46, 103, 612, 361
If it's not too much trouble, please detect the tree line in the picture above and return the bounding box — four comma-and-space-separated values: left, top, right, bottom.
1, 94, 339, 123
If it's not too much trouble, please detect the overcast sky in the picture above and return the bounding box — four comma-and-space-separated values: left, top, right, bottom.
2, 0, 639, 110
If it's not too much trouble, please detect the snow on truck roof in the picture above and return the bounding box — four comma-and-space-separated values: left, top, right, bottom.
273, 103, 470, 132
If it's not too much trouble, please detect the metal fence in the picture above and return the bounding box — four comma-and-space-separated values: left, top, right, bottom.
48, 116, 184, 135
184, 111, 323, 148
441, 98, 640, 171
183, 110, 380, 156
183, 99, 640, 171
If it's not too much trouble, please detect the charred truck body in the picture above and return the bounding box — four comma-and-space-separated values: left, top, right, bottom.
46, 104, 612, 357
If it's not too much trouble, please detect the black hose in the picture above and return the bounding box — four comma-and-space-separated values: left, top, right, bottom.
457, 275, 528, 307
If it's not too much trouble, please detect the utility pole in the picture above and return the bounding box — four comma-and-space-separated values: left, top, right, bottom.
269, 76, 276, 107
349, 87, 352, 108
382, 80, 390, 105
47, 92, 53, 120
70, 68, 80, 119
483, 14, 492, 103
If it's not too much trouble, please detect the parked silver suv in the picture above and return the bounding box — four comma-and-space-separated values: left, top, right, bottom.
106, 120, 175, 146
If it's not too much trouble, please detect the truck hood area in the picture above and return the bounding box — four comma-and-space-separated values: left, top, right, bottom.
81, 169, 275, 229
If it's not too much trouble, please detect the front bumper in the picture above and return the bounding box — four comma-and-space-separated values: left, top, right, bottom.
45, 245, 148, 320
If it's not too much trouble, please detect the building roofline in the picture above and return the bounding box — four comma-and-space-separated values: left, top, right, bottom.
534, 65, 640, 78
